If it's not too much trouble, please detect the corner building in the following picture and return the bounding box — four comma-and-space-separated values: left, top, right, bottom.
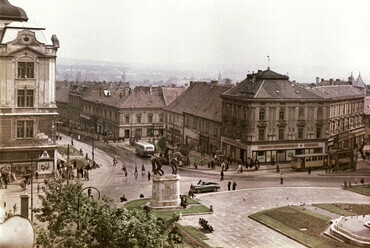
221, 69, 329, 163
0, 1, 59, 175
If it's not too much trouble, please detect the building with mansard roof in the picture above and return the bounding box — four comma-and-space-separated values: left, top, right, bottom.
0, 0, 59, 175
220, 68, 365, 164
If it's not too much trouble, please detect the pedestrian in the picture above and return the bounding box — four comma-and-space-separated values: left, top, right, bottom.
280, 173, 284, 184
148, 171, 151, 181
228, 180, 231, 191
220, 169, 224, 181
134, 164, 138, 177
13, 203, 18, 214
189, 184, 196, 198
276, 162, 280, 172
141, 164, 145, 175
120, 194, 127, 202
232, 181, 237, 190
37, 183, 40, 193
256, 158, 260, 170
35, 170, 39, 181
308, 166, 311, 175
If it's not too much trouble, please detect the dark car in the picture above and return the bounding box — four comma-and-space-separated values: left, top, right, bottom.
193, 180, 220, 193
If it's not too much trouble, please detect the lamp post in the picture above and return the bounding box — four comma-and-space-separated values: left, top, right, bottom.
130, 107, 133, 141
77, 186, 100, 228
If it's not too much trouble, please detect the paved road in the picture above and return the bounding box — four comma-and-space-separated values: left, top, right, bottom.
179, 187, 370, 248
2, 132, 370, 248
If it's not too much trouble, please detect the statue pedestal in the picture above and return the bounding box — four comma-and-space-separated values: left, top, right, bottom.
149, 174, 181, 209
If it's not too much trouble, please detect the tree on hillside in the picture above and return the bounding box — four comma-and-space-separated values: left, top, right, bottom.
34, 179, 179, 248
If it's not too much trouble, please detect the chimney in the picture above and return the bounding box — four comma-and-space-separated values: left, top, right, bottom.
348, 76, 353, 85
316, 77, 319, 84
330, 78, 333, 85
211, 80, 218, 85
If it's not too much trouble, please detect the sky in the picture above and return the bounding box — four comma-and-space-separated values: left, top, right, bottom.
16, 0, 370, 83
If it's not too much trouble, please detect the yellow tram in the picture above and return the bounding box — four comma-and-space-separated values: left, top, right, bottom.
291, 153, 328, 171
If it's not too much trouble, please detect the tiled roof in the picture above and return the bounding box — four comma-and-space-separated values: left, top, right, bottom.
309, 85, 365, 99
224, 69, 320, 99
55, 86, 69, 103
81, 85, 166, 109
354, 74, 366, 88
165, 82, 232, 121
162, 87, 186, 106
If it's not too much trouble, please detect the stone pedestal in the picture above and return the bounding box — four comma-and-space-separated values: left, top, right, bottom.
150, 174, 181, 209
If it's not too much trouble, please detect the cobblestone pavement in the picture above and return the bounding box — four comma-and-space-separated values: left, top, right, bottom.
179, 187, 369, 248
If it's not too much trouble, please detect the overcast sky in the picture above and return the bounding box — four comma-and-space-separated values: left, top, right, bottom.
17, 0, 370, 82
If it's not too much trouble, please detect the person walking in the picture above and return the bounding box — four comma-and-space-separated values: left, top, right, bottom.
134, 164, 138, 177
228, 180, 231, 191
141, 164, 145, 175
220, 169, 224, 181
280, 173, 284, 184
148, 171, 151, 181
276, 162, 280, 172
232, 181, 237, 190
308, 166, 311, 175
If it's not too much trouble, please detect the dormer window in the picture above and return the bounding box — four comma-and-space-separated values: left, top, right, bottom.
18, 62, 34, 78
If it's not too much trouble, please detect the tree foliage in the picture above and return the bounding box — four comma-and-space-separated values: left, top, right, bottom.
34, 179, 179, 248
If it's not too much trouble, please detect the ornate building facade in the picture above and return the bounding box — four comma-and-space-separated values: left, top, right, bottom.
0, 0, 59, 175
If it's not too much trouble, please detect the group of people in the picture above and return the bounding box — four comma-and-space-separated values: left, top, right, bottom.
227, 181, 237, 191
121, 164, 151, 181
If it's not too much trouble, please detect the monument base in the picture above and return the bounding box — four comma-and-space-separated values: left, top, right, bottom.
149, 174, 181, 210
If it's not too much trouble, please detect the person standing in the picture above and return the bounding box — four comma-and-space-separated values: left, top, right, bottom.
13, 203, 18, 214
220, 169, 224, 181
276, 162, 280, 172
141, 164, 145, 175
228, 180, 231, 191
308, 166, 311, 175
280, 173, 284, 184
148, 171, 151, 181
232, 181, 237, 190
134, 164, 138, 177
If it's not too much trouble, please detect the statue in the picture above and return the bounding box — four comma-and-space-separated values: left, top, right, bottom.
151, 143, 182, 175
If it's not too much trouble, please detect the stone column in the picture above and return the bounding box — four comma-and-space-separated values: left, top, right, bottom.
150, 174, 181, 209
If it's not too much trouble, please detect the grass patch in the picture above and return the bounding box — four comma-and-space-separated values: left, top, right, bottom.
314, 203, 370, 216
124, 197, 212, 220
178, 225, 211, 248
250, 205, 357, 248
57, 145, 83, 157
347, 184, 370, 196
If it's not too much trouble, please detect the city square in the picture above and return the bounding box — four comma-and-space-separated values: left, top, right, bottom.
1, 0, 370, 247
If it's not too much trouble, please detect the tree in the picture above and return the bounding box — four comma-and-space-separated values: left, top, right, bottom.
34, 179, 179, 248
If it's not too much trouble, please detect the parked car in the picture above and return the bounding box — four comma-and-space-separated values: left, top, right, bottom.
193, 180, 220, 193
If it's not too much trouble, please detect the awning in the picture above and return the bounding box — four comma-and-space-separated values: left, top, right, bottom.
57, 152, 66, 162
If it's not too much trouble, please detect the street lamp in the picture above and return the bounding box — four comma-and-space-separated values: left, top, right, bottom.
77, 186, 100, 228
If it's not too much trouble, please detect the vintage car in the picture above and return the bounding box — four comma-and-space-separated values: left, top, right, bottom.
193, 180, 220, 193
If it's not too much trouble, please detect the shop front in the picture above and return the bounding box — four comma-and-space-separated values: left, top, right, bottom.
251, 142, 326, 163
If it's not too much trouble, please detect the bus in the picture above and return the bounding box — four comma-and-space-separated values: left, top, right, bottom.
135, 142, 155, 157
291, 153, 328, 171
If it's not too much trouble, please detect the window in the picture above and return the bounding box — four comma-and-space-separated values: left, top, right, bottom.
125, 116, 129, 124
317, 107, 323, 120
17, 120, 33, 138
259, 128, 265, 141
214, 125, 218, 137
316, 127, 322, 138
137, 115, 141, 124
279, 110, 285, 120
159, 114, 164, 123
279, 128, 284, 140
17, 89, 34, 107
298, 107, 304, 120
148, 115, 153, 123
298, 127, 303, 139
17, 62, 34, 78
259, 109, 265, 121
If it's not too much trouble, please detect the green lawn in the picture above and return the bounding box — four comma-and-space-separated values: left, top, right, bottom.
346, 184, 370, 196
178, 225, 211, 248
313, 203, 370, 216
249, 205, 358, 248
124, 197, 212, 220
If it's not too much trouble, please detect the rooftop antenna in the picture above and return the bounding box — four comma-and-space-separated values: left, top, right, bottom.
267, 56, 270, 70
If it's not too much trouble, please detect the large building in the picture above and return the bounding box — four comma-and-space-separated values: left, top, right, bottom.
163, 81, 232, 153
0, 1, 59, 175
221, 68, 365, 163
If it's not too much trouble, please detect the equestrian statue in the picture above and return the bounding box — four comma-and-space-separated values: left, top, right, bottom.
151, 142, 182, 175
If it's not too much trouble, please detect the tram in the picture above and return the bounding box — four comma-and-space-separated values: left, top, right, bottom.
291, 153, 328, 171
